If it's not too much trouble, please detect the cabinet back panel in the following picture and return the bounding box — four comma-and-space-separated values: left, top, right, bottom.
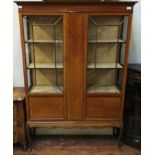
29, 16, 63, 40
88, 16, 122, 40
32, 69, 63, 86
88, 44, 117, 63
30, 44, 63, 63
87, 69, 115, 86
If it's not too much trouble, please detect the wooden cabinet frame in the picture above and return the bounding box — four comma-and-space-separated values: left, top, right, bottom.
15, 0, 137, 151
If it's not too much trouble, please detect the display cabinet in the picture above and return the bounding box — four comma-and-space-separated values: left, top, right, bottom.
15, 0, 137, 150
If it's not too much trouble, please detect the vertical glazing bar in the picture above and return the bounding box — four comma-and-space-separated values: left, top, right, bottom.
94, 24, 97, 69
31, 23, 36, 86
23, 16, 32, 90
53, 17, 63, 93
26, 17, 30, 42
62, 18, 64, 93
118, 16, 125, 64
118, 16, 125, 89
53, 25, 58, 87
26, 18, 33, 88
115, 24, 121, 85
27, 23, 31, 65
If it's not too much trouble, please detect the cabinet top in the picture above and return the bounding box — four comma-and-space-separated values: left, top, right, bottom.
15, 0, 137, 5
13, 87, 25, 102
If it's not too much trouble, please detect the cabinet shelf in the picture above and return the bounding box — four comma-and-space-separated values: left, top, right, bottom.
27, 63, 63, 69
87, 85, 120, 93
87, 63, 123, 69
25, 40, 63, 44
29, 86, 63, 94
88, 39, 126, 43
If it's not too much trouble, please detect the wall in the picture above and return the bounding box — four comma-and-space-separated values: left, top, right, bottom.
13, 3, 24, 87
128, 0, 141, 63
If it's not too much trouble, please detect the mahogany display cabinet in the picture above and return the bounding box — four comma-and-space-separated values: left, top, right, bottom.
15, 0, 137, 150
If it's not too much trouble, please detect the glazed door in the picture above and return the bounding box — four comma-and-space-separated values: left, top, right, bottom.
22, 14, 67, 120
86, 15, 129, 95
23, 15, 65, 95
86, 14, 129, 120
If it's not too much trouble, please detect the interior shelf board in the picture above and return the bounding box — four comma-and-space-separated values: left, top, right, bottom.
87, 63, 123, 69
29, 86, 63, 94
88, 39, 126, 43
27, 63, 63, 69
87, 85, 121, 93
25, 40, 63, 43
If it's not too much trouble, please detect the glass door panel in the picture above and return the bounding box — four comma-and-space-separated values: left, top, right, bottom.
87, 15, 128, 94
23, 15, 64, 94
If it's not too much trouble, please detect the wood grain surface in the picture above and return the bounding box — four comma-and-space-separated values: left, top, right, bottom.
13, 87, 25, 101
14, 135, 140, 155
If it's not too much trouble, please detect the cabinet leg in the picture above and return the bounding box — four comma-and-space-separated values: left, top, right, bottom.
22, 142, 27, 152
26, 125, 32, 152
32, 127, 36, 136
118, 126, 123, 149
113, 127, 118, 137
30, 127, 36, 137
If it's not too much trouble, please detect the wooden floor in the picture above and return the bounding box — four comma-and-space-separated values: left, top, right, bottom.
14, 135, 141, 155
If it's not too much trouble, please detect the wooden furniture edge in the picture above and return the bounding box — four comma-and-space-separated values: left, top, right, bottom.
27, 121, 122, 128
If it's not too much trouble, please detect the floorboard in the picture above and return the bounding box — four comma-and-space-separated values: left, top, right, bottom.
13, 135, 141, 155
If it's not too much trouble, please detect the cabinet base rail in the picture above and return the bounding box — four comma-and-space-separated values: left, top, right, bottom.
26, 121, 123, 152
